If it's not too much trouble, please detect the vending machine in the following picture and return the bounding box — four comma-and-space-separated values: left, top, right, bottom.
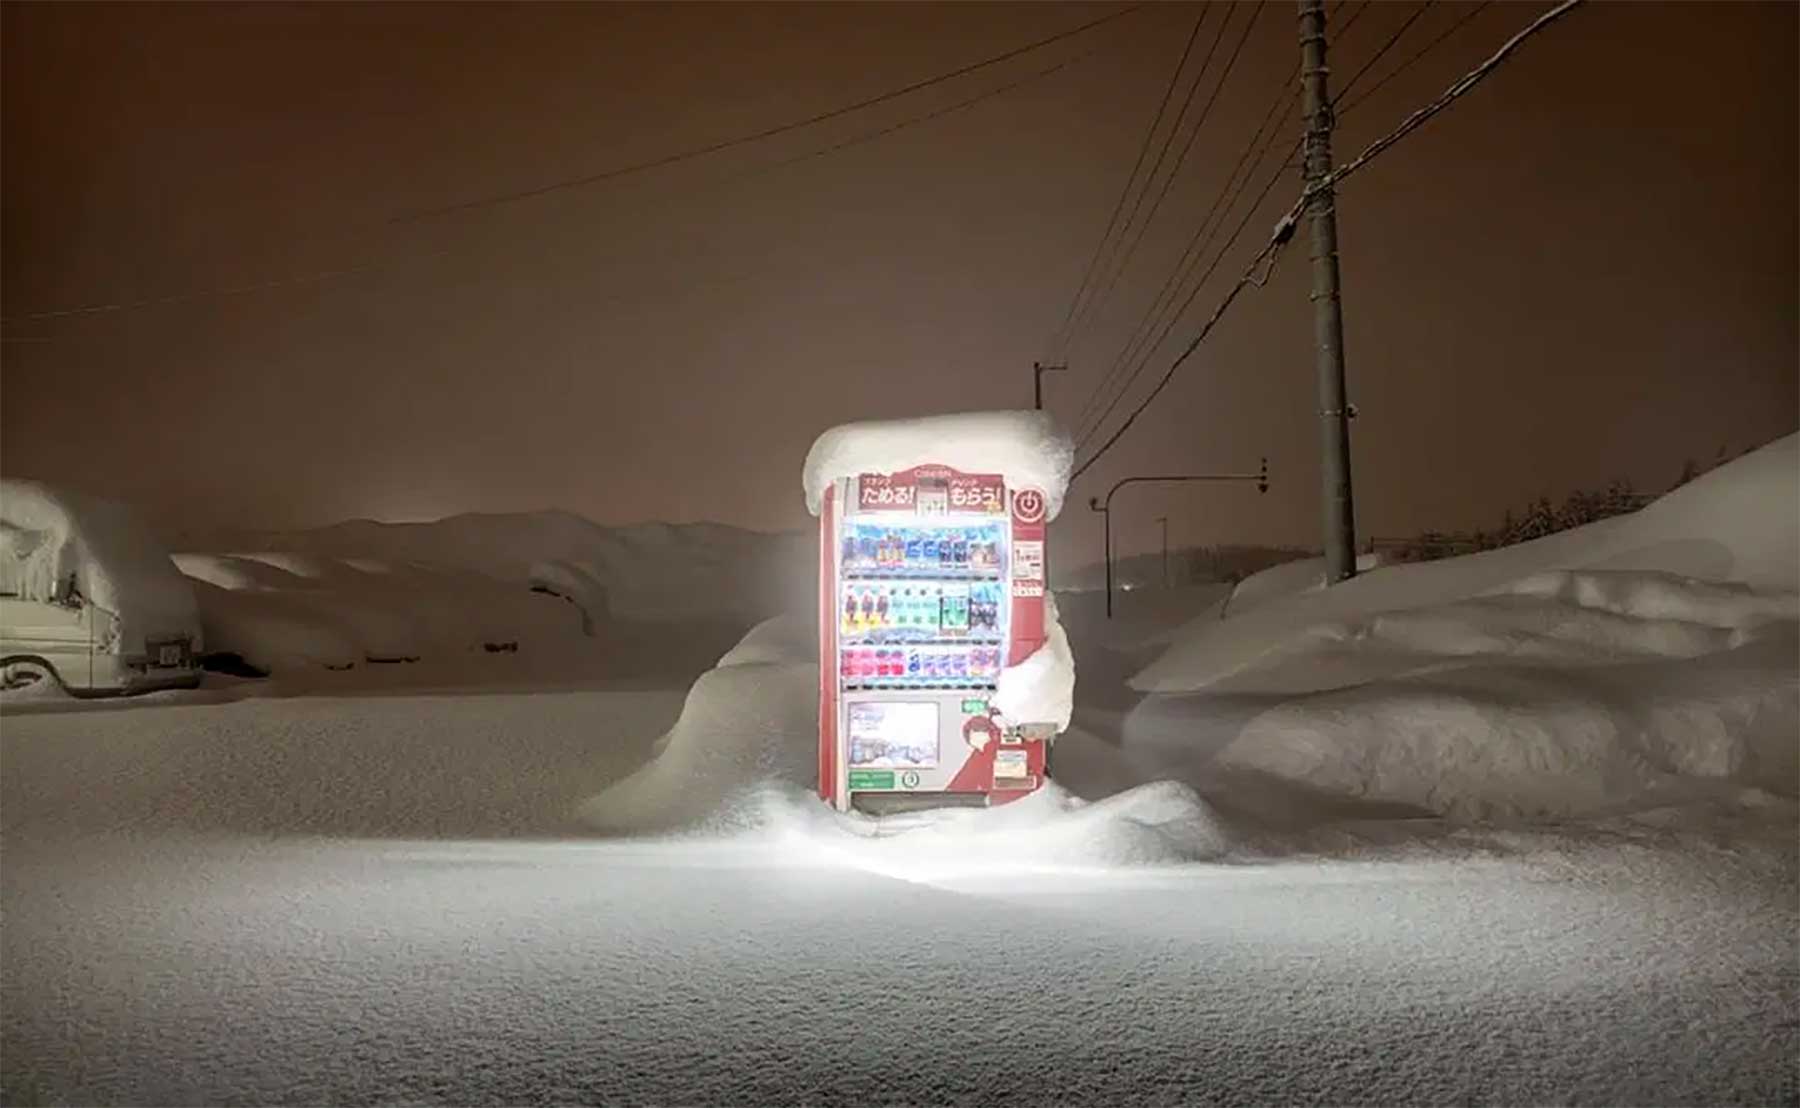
817, 465, 1056, 814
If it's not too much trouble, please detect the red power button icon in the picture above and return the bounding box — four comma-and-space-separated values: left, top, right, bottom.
1012, 488, 1045, 524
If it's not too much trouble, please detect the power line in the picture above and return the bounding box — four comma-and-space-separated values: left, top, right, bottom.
1072, 0, 1585, 482
3, 44, 1103, 329
391, 5, 1145, 225
1073, 81, 1299, 449
1074, 112, 1296, 464
1046, 7, 1210, 362
1325, 0, 1583, 192
1337, 2, 1433, 100
1055, 4, 1238, 361
1339, 1, 1493, 116
1071, 0, 1375, 441
1058, 2, 1265, 368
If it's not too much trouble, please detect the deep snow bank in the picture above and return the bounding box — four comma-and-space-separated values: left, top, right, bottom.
1123, 435, 1799, 821
0, 478, 200, 652
1134, 433, 1798, 694
172, 512, 811, 672
1220, 623, 1798, 820
577, 612, 1240, 867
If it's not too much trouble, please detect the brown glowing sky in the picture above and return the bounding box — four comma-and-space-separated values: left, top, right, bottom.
3, 1, 1795, 566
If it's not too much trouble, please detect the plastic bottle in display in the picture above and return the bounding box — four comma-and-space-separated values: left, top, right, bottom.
952, 531, 968, 568
875, 589, 889, 629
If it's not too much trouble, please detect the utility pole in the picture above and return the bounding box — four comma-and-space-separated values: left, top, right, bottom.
1032, 362, 1066, 411
1155, 516, 1168, 589
1298, 0, 1358, 584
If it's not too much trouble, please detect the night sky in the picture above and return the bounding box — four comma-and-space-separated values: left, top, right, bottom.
3, 1, 1794, 566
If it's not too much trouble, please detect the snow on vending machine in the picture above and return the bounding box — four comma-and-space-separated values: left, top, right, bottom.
817, 463, 1058, 814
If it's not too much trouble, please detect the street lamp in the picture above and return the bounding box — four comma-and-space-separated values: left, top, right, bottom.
1032, 362, 1066, 411
1087, 458, 1268, 618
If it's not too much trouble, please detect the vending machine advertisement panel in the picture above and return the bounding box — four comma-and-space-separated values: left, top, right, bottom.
817, 465, 1054, 814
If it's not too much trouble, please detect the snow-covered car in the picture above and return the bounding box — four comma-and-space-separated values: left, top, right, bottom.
1, 478, 202, 696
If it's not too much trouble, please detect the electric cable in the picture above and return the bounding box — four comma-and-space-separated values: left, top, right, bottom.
1046, 7, 1211, 362
1058, 3, 1264, 367
1071, 0, 1584, 481
393, 4, 1145, 224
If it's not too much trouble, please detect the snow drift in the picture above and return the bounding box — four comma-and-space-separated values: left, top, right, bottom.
578, 610, 1237, 868
1125, 434, 1799, 821
803, 410, 1075, 520
1135, 433, 1799, 694
171, 512, 811, 673
0, 477, 201, 655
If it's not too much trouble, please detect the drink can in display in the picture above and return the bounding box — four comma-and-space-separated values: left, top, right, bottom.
953, 532, 968, 568
888, 649, 904, 677
922, 534, 938, 565
905, 532, 921, 567
906, 648, 921, 681
949, 651, 967, 680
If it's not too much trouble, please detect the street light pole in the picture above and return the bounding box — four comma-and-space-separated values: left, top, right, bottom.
1087, 458, 1268, 618
1156, 515, 1168, 589
1033, 362, 1066, 411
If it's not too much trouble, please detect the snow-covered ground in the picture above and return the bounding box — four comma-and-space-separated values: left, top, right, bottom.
3, 433, 1796, 1104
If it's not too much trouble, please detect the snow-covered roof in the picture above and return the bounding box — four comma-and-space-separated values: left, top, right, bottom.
802, 410, 1075, 520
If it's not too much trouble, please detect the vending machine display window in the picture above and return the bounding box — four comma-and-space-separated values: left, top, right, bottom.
847, 701, 940, 768
817, 464, 1054, 812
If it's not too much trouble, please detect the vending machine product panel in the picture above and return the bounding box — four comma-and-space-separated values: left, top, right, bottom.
817, 466, 1053, 813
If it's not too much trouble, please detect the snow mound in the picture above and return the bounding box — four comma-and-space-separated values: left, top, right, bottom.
180, 511, 811, 625
716, 612, 817, 668
580, 615, 1231, 865
993, 591, 1075, 729
171, 511, 812, 673
1219, 623, 1798, 820
173, 551, 591, 671
725, 778, 1241, 880
1135, 433, 1800, 694
576, 656, 820, 834
1, 477, 201, 652
803, 409, 1074, 520
1116, 436, 1800, 823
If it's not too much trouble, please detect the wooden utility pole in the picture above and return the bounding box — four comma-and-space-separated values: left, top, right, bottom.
1298, 0, 1358, 583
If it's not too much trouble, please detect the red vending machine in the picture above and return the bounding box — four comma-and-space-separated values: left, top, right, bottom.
816, 466, 1057, 814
